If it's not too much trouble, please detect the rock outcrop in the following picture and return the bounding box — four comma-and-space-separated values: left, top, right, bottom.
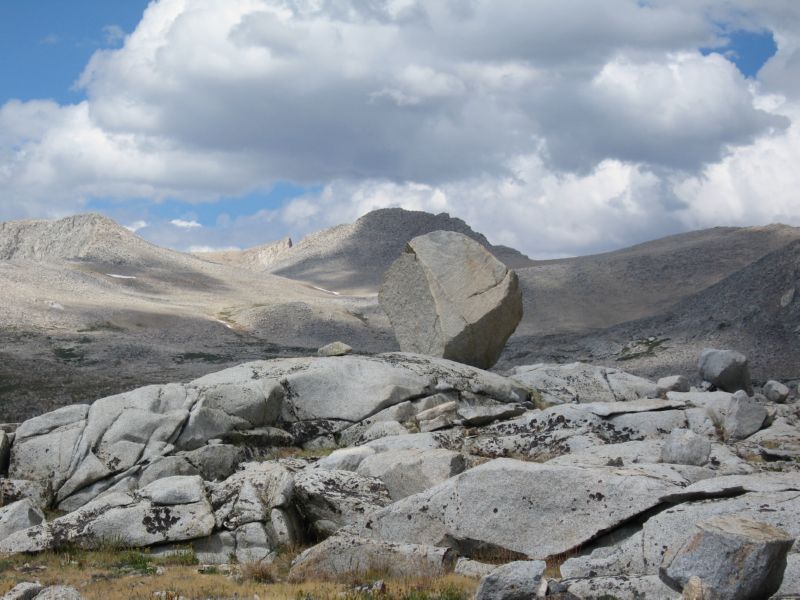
379, 231, 522, 369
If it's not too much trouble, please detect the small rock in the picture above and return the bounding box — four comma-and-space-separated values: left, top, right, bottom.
698, 349, 752, 394
763, 380, 790, 404
723, 392, 768, 441
475, 560, 546, 600
32, 587, 85, 600
660, 514, 794, 600
317, 342, 353, 357
661, 429, 711, 466
657, 375, 690, 398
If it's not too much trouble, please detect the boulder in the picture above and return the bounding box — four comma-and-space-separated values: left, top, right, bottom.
0, 498, 45, 542
657, 375, 691, 398
724, 392, 767, 441
560, 488, 800, 580
660, 514, 794, 599
699, 349, 753, 394
379, 231, 522, 369
317, 341, 352, 357
288, 534, 455, 581
293, 468, 392, 536
508, 362, 656, 405
356, 448, 466, 500
0, 476, 214, 553
661, 429, 711, 466
475, 560, 546, 600
1, 582, 43, 600
763, 380, 790, 403
357, 458, 680, 560
183, 444, 245, 481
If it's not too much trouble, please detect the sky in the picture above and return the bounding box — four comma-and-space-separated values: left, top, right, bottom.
1, 1, 799, 258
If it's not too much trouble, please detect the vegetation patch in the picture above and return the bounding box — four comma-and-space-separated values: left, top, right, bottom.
616, 337, 669, 362
53, 347, 84, 362
173, 352, 230, 364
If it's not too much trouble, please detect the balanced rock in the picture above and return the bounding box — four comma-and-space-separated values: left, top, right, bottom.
660, 514, 794, 599
698, 349, 752, 394
379, 230, 522, 369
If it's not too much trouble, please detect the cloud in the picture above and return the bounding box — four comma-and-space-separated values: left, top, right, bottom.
1, 0, 800, 257
170, 219, 202, 229
124, 220, 148, 232
39, 34, 60, 45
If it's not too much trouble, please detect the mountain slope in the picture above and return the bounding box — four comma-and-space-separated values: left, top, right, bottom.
514, 224, 800, 337
502, 237, 800, 382
255, 208, 534, 293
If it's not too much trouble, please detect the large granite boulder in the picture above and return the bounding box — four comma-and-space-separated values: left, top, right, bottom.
0, 476, 214, 553
355, 448, 466, 500
660, 514, 794, 599
5, 354, 527, 510
356, 458, 681, 560
379, 231, 522, 369
699, 349, 753, 394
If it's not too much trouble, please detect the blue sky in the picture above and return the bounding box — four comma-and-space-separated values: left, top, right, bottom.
1, 1, 799, 257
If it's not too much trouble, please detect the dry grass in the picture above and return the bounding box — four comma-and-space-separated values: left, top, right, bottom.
0, 547, 477, 600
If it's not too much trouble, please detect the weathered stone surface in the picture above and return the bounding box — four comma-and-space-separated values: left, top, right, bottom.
29, 587, 84, 600
0, 479, 49, 509
475, 560, 546, 600
455, 558, 497, 579
317, 341, 352, 357
657, 375, 691, 398
365, 432, 446, 453
356, 448, 466, 500
508, 362, 656, 405
660, 472, 800, 503
0, 478, 215, 553
699, 349, 753, 394
138, 456, 199, 487
764, 380, 790, 403
234, 521, 274, 563
724, 392, 767, 441
139, 475, 206, 505
288, 534, 455, 581
564, 575, 679, 600
379, 231, 522, 369
358, 458, 680, 560
0, 499, 45, 543
352, 421, 409, 444
192, 530, 236, 564
661, 428, 712, 466
561, 490, 800, 580
660, 514, 794, 599
1, 582, 43, 600
316, 446, 376, 472
294, 469, 391, 536
207, 461, 296, 531
183, 444, 245, 481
